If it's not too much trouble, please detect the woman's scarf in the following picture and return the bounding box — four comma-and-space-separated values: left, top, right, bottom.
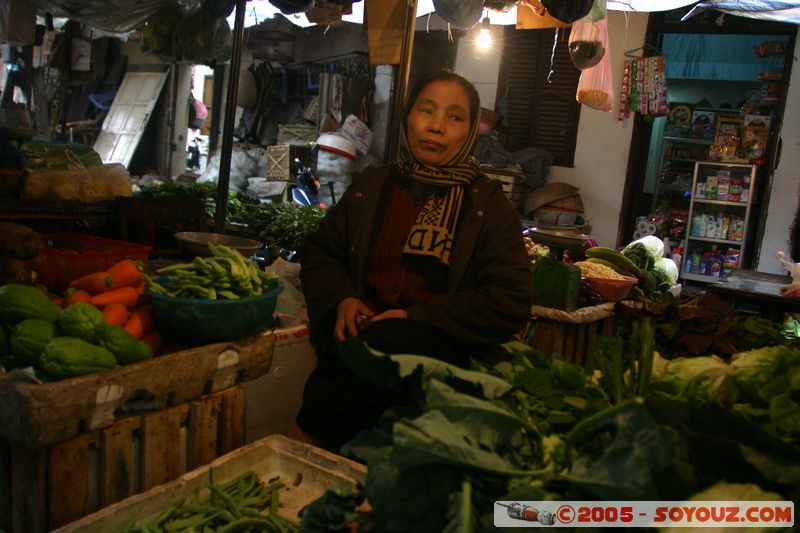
398, 111, 480, 266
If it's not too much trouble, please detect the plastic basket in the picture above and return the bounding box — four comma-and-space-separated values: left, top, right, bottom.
31, 233, 152, 293
145, 281, 283, 344
586, 275, 638, 302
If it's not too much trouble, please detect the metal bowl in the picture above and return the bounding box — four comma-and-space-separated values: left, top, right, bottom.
174, 232, 263, 257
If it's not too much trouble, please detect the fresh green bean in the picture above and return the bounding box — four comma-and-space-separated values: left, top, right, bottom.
269, 487, 280, 515
210, 484, 242, 519
218, 516, 278, 533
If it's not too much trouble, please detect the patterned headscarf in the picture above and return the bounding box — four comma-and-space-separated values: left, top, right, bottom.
399, 78, 481, 266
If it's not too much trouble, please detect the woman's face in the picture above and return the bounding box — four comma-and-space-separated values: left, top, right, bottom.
406, 79, 472, 166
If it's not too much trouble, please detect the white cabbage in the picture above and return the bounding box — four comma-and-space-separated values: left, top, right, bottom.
624, 235, 664, 260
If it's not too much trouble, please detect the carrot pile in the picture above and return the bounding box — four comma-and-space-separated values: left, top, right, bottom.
53, 259, 163, 356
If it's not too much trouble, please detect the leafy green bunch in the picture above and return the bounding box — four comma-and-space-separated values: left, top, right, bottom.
301, 337, 800, 531
238, 203, 325, 252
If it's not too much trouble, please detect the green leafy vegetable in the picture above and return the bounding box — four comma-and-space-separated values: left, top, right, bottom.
622, 242, 656, 272
238, 202, 325, 252
624, 235, 664, 261
654, 257, 679, 285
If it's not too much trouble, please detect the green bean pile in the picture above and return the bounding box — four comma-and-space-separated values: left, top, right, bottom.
145, 243, 277, 300
124, 471, 299, 533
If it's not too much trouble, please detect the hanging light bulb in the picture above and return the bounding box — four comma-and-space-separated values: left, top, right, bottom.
476, 16, 492, 49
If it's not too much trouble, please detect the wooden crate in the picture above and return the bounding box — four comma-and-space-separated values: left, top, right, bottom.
277, 124, 317, 144
484, 171, 527, 211
0, 330, 275, 448
0, 386, 248, 532
524, 303, 616, 366
56, 435, 366, 532
266, 144, 314, 181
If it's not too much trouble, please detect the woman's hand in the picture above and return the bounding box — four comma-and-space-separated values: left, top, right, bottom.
371, 309, 408, 322
335, 297, 375, 341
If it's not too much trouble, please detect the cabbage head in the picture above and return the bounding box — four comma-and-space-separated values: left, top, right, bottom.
654, 257, 679, 285
729, 346, 798, 401
624, 235, 664, 261
648, 355, 737, 406
622, 243, 654, 271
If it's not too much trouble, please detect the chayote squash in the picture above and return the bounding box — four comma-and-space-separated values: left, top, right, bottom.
0, 283, 60, 324
40, 337, 117, 379
10, 318, 56, 365
56, 302, 105, 344
98, 325, 152, 365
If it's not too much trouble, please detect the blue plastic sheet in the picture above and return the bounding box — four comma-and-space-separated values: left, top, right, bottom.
662, 33, 789, 80
682, 1, 800, 23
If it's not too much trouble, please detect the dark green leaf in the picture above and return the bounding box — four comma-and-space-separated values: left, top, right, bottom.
392, 410, 546, 476
769, 393, 800, 433
424, 379, 535, 437
739, 444, 800, 487
339, 339, 512, 399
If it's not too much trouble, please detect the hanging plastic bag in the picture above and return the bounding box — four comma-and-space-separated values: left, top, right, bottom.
588, 0, 607, 21
541, 0, 594, 23
576, 23, 614, 112
568, 17, 607, 70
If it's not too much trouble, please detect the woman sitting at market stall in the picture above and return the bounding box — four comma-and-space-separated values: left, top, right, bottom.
292, 69, 533, 451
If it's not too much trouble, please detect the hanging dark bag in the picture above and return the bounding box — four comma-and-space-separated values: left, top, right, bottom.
541, 0, 595, 23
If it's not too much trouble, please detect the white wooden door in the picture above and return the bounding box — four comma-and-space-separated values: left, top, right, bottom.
94, 71, 168, 166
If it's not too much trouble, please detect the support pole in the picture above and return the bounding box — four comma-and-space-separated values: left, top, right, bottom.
214, 0, 247, 233
209, 63, 225, 154
386, 1, 417, 163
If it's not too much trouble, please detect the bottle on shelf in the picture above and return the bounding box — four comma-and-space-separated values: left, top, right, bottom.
691, 248, 701, 274
672, 247, 683, 271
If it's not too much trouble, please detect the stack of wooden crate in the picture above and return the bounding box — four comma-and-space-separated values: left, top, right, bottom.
0, 331, 275, 532
266, 144, 315, 182
483, 169, 528, 212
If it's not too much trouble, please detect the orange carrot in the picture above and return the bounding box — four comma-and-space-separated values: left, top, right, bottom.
69, 271, 113, 294
123, 306, 154, 339
52, 297, 64, 308
102, 302, 130, 326
135, 281, 146, 295
66, 289, 92, 306
140, 330, 164, 357
107, 259, 144, 290
89, 286, 139, 310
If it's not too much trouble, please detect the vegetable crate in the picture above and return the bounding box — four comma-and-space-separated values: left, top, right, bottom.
29, 233, 151, 293
0, 330, 275, 531
524, 303, 616, 366
55, 435, 366, 532
266, 144, 314, 181
0, 386, 247, 532
0, 331, 274, 447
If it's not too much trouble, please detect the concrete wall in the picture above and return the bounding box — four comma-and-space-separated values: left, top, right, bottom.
548, 12, 649, 248
454, 24, 503, 109
411, 12, 650, 250
754, 36, 800, 274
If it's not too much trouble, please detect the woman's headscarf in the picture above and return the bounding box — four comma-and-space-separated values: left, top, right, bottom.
399, 71, 481, 267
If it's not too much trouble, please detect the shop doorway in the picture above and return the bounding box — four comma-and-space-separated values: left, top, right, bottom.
620, 7, 797, 272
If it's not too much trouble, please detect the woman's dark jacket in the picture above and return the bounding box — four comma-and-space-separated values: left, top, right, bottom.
299, 164, 533, 348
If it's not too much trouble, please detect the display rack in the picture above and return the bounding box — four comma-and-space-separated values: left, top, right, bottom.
651, 136, 713, 213
681, 161, 757, 283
